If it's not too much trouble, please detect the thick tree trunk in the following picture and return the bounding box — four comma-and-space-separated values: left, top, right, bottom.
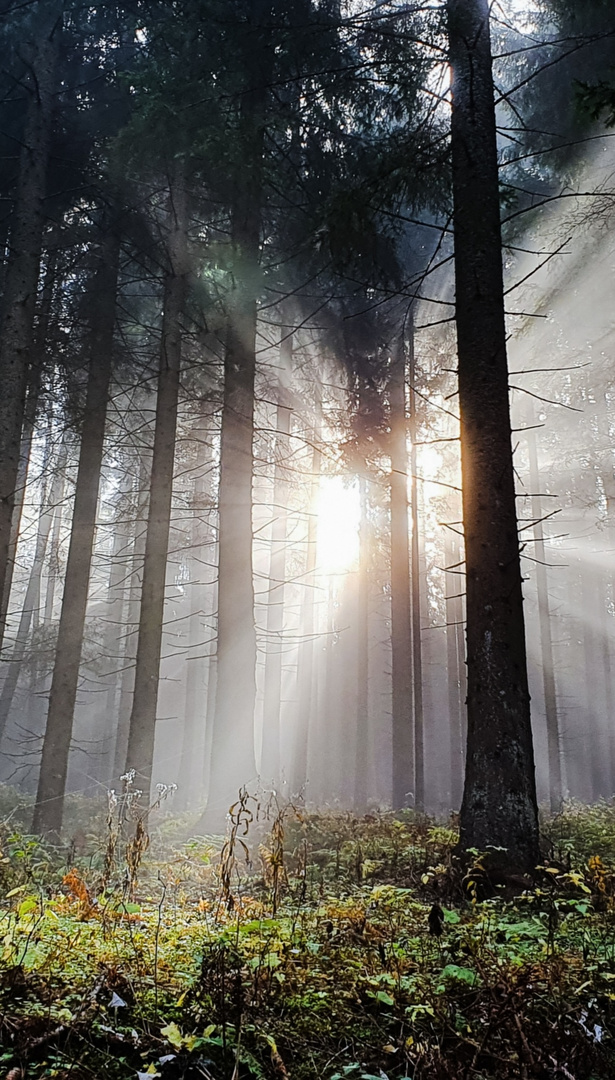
408, 326, 424, 813
205, 146, 264, 825
124, 177, 188, 795
527, 427, 562, 812
32, 228, 121, 836
0, 13, 60, 648
389, 338, 414, 809
447, 0, 539, 870
261, 342, 292, 786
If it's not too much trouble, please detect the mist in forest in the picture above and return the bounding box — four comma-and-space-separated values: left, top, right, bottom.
2, 0, 615, 835
1, 137, 612, 819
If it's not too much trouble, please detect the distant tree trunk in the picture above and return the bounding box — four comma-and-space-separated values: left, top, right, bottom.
176, 422, 212, 809
527, 427, 563, 812
445, 527, 464, 810
1, 244, 58, 634
408, 324, 424, 813
124, 175, 188, 795
43, 452, 67, 625
0, 440, 66, 744
0, 12, 61, 649
99, 477, 132, 784
389, 337, 414, 809
32, 227, 121, 836
261, 338, 293, 786
354, 475, 370, 810
113, 458, 149, 782
292, 400, 322, 795
447, 0, 540, 870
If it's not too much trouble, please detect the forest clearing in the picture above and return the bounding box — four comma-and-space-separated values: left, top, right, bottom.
2, 0, 615, 1074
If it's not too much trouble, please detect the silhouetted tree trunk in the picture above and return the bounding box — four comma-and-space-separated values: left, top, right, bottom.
527, 427, 562, 812
261, 337, 293, 785
408, 324, 424, 813
124, 175, 188, 795
32, 227, 121, 836
205, 82, 265, 826
0, 11, 61, 649
447, 0, 539, 870
389, 337, 414, 809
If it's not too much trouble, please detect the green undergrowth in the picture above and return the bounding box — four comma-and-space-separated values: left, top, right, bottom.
2, 795, 615, 1078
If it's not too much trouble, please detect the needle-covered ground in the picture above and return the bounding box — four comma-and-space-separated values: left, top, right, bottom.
2, 790, 615, 1079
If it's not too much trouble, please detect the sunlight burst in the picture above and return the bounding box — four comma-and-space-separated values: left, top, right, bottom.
316, 476, 361, 574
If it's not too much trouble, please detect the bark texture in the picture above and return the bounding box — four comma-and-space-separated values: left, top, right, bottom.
0, 13, 61, 648
33, 227, 121, 836
124, 177, 188, 795
447, 0, 540, 870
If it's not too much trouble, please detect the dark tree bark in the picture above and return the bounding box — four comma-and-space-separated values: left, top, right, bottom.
0, 11, 61, 649
527, 427, 562, 812
124, 175, 188, 795
33, 226, 121, 836
447, 0, 540, 870
204, 68, 266, 826
408, 324, 424, 813
389, 338, 414, 809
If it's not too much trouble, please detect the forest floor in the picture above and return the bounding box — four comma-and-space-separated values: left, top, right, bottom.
1, 790, 615, 1080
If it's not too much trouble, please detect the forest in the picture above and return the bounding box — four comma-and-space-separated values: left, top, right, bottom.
2, 0, 615, 1077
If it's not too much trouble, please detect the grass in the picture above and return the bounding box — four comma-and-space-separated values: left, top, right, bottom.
1, 791, 615, 1078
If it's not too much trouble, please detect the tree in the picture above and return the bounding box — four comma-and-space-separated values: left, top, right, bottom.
33, 223, 121, 836
447, 0, 540, 871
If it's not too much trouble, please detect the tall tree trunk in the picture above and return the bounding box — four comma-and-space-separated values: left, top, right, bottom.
445, 527, 464, 810
0, 11, 61, 648
261, 337, 292, 786
176, 420, 212, 810
205, 107, 265, 826
354, 475, 370, 810
0, 441, 67, 745
98, 477, 132, 784
390, 337, 414, 809
124, 176, 188, 795
292, 400, 322, 795
113, 458, 149, 782
447, 0, 539, 870
408, 324, 424, 813
32, 227, 121, 836
527, 427, 562, 812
